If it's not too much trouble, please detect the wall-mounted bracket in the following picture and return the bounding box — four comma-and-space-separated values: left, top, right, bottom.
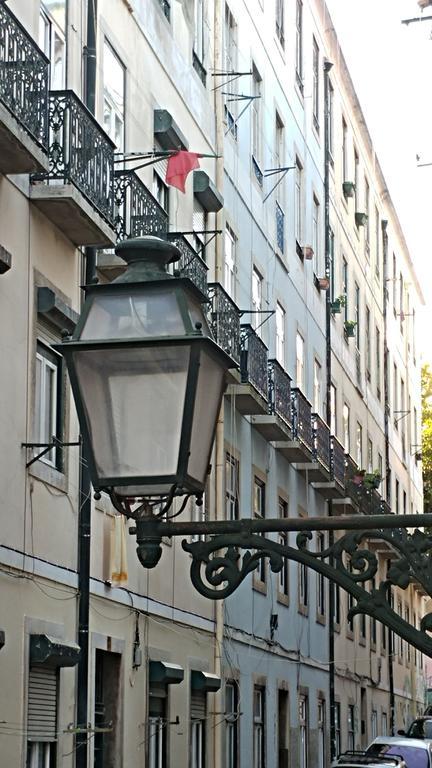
22, 438, 81, 468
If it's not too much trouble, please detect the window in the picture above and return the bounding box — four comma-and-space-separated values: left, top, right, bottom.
329, 228, 335, 301
275, 113, 285, 252
190, 487, 208, 543
330, 383, 337, 436
299, 558, 308, 609
252, 267, 263, 333
342, 118, 348, 182
318, 700, 325, 768
381, 712, 388, 736
347, 561, 354, 634
378, 454, 383, 494
27, 665, 58, 768
224, 225, 236, 298
253, 688, 265, 768
317, 533, 326, 617
157, 0, 171, 21
376, 327, 381, 400
193, 0, 206, 84
35, 342, 62, 469
393, 362, 398, 430
295, 158, 303, 245
405, 607, 410, 662
395, 479, 400, 516
226, 682, 239, 768
347, 705, 355, 750
276, 303, 285, 366
103, 41, 125, 152
397, 599, 403, 660
354, 283, 360, 349
278, 498, 289, 597
251, 64, 263, 180
392, 254, 397, 311
39, 1, 66, 90
342, 403, 350, 453
313, 359, 321, 415
328, 81, 334, 158
342, 258, 348, 322
354, 148, 359, 212
371, 710, 378, 740
365, 307, 371, 381
333, 583, 341, 625
225, 452, 239, 520
312, 196, 320, 275
191, 685, 206, 768
278, 690, 289, 768
312, 37, 319, 132
193, 198, 207, 258
95, 650, 121, 768
275, 0, 284, 47
367, 437, 373, 473
334, 702, 341, 757
375, 206, 380, 278
153, 170, 169, 216
365, 178, 370, 253
295, 0, 303, 90
253, 477, 266, 583
371, 578, 377, 646
299, 695, 308, 768
296, 332, 304, 388
399, 272, 404, 331
401, 378, 406, 459
356, 422, 363, 468
224, 5, 238, 136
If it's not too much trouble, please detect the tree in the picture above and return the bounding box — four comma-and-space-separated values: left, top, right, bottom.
421, 364, 432, 511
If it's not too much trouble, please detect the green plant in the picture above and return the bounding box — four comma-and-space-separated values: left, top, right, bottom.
330, 294, 346, 314
363, 470, 382, 490
344, 320, 357, 337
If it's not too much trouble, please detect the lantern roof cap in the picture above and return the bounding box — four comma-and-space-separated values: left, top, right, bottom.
114, 236, 181, 284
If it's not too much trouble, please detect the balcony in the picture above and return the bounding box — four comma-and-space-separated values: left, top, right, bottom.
30, 91, 116, 246
227, 324, 268, 415
114, 169, 168, 241
274, 387, 313, 463
332, 454, 391, 517
0, 3, 49, 174
167, 233, 208, 301
207, 283, 241, 368
251, 359, 292, 440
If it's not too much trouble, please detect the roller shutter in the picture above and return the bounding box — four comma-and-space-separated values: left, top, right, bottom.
190, 690, 206, 721
28, 666, 57, 742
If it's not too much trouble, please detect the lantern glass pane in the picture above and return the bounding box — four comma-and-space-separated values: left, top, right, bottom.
80, 289, 185, 340
72, 345, 190, 488
186, 295, 211, 337
188, 349, 225, 484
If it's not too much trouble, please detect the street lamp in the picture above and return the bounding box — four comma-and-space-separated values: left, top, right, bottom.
57, 236, 233, 563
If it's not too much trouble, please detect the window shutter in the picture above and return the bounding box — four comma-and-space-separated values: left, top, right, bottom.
193, 198, 205, 232
191, 690, 206, 720
28, 666, 57, 742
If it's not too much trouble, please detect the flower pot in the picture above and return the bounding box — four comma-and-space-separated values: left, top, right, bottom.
303, 245, 314, 260
355, 211, 368, 227
344, 322, 356, 338
330, 299, 341, 313
343, 181, 355, 198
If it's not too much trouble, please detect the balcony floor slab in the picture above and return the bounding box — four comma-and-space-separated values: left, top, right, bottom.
30, 183, 116, 246
226, 382, 268, 415
295, 461, 331, 482
251, 414, 291, 441
331, 497, 360, 515
311, 480, 345, 499
273, 439, 313, 463
0, 101, 48, 174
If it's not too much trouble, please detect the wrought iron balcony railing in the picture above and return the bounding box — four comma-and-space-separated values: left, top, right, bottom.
312, 414, 331, 471
167, 233, 208, 299
331, 437, 345, 488
344, 455, 389, 515
0, 3, 49, 149
240, 325, 268, 400
35, 91, 115, 224
268, 359, 291, 428
291, 388, 313, 452
207, 283, 241, 366
114, 169, 168, 241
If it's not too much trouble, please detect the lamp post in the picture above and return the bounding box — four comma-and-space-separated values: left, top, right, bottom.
56, 235, 233, 565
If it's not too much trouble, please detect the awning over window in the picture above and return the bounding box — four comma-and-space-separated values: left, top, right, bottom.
30, 634, 80, 668
193, 171, 224, 212
149, 660, 184, 686
37, 287, 79, 334
191, 670, 221, 693
154, 109, 189, 152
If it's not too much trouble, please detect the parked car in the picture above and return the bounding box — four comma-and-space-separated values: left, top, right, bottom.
331, 749, 406, 767
367, 736, 432, 767
398, 718, 432, 740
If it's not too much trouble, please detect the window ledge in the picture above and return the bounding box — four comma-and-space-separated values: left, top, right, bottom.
277, 592, 289, 607
29, 460, 68, 493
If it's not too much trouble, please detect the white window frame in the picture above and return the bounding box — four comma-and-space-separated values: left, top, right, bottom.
312, 37, 319, 131
312, 196, 320, 275
225, 681, 239, 768
149, 715, 165, 768
191, 720, 204, 768
317, 700, 325, 768
194, 0, 205, 65
275, 0, 285, 47
295, 159, 303, 244
342, 402, 350, 453
275, 303, 285, 366
39, 4, 66, 90
224, 225, 236, 298
296, 332, 304, 389
251, 65, 262, 166
299, 695, 308, 768
295, 0, 303, 88
253, 688, 265, 768
313, 359, 321, 415
252, 267, 263, 333
103, 40, 125, 153
35, 344, 60, 468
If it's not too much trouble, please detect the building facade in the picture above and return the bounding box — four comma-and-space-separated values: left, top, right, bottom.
0, 1, 425, 767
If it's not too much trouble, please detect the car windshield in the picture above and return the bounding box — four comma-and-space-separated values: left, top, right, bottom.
367, 744, 429, 768
406, 721, 432, 739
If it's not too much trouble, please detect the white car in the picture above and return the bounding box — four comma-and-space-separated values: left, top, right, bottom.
331, 749, 406, 767
367, 736, 432, 767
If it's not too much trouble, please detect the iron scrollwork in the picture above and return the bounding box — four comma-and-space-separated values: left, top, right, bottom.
183, 527, 432, 656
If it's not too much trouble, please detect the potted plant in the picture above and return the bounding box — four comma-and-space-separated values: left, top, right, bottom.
330, 294, 346, 314
303, 245, 314, 260
363, 470, 382, 490
318, 276, 329, 290
344, 320, 357, 338
355, 211, 368, 227
343, 181, 355, 198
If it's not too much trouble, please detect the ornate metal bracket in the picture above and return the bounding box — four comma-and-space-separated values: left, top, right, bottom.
182, 526, 432, 656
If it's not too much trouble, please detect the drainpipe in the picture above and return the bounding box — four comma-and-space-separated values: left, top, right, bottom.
213, 4, 224, 768
323, 58, 336, 761
382, 219, 395, 734
76, 2, 98, 766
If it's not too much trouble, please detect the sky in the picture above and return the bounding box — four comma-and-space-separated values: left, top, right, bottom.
324, 0, 432, 362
